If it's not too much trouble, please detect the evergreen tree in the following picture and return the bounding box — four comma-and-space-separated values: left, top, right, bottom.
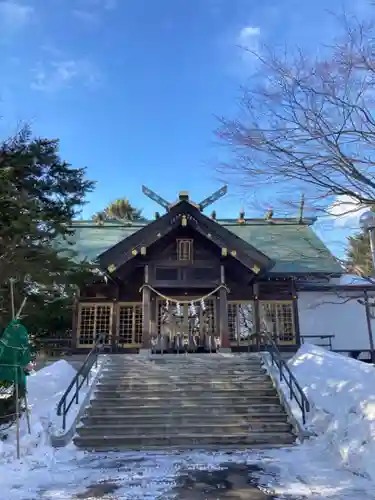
93, 198, 144, 224
0, 127, 95, 327
346, 232, 373, 276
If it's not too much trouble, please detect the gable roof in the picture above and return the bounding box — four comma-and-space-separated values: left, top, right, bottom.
62, 216, 342, 275
97, 200, 274, 275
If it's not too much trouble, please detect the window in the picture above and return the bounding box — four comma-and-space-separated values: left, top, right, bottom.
155, 267, 179, 281
177, 239, 193, 261
190, 267, 217, 281
259, 301, 295, 344
117, 303, 143, 346
228, 302, 255, 344
77, 303, 112, 347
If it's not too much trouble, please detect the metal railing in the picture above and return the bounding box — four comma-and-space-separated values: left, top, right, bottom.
300, 334, 334, 351
56, 332, 106, 430
261, 331, 311, 425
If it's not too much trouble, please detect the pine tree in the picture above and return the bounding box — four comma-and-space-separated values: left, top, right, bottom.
93, 198, 144, 224
0, 127, 95, 325
346, 232, 373, 276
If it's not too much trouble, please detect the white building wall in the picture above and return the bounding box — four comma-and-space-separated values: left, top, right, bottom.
297, 290, 375, 352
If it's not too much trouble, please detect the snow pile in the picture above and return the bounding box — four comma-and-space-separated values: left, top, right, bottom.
0, 359, 101, 461
288, 344, 375, 482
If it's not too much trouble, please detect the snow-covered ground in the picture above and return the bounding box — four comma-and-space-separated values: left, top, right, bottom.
1, 442, 374, 499
286, 344, 375, 482
1, 347, 375, 499
0, 357, 103, 461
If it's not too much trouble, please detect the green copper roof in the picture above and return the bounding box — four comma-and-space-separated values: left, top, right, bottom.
63, 219, 342, 275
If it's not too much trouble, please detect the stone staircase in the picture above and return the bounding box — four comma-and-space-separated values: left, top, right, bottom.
74, 353, 296, 450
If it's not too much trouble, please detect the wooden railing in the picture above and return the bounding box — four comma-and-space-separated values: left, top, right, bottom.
56, 333, 105, 430
30, 330, 72, 357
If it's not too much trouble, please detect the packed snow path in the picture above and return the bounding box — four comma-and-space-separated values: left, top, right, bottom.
3, 444, 374, 499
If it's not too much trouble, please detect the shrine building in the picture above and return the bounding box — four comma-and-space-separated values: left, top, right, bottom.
64, 186, 375, 359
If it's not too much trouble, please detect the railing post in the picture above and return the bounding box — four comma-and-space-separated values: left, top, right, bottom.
56, 333, 105, 435
63, 399, 66, 430
75, 377, 79, 404
264, 329, 310, 426
289, 373, 293, 399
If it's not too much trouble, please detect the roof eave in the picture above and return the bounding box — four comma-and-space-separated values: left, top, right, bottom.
296, 283, 375, 292
97, 200, 276, 276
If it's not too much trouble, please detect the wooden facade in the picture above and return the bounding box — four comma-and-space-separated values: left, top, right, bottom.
73, 196, 300, 353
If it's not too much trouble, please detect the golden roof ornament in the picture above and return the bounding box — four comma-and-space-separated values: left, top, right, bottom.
238, 209, 245, 224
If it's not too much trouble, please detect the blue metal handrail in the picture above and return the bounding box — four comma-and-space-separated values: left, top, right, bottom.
261, 332, 311, 425
300, 334, 334, 350
56, 332, 106, 430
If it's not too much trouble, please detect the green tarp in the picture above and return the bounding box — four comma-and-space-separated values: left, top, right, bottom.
0, 319, 32, 389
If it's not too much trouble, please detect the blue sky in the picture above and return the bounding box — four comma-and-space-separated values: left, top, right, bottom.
0, 0, 372, 257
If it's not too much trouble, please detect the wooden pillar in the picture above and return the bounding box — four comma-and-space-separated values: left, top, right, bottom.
150, 293, 157, 340
219, 265, 230, 350
71, 296, 79, 352
200, 302, 206, 345
364, 291, 375, 363
183, 303, 189, 342
111, 299, 118, 352
141, 265, 151, 349
253, 282, 261, 351
291, 279, 300, 347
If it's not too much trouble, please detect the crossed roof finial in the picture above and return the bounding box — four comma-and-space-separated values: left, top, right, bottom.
141, 185, 228, 212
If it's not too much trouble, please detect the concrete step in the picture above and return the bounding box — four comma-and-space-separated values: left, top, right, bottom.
94, 387, 277, 397
101, 376, 270, 385
96, 381, 274, 390
103, 361, 264, 368
144, 362, 263, 366
73, 432, 296, 449
100, 377, 269, 386
101, 369, 266, 377
74, 355, 294, 451
101, 370, 268, 379
86, 403, 286, 416
108, 362, 264, 368
107, 366, 264, 372
93, 389, 279, 406
77, 421, 292, 435
90, 394, 281, 405
81, 413, 289, 425
109, 357, 262, 364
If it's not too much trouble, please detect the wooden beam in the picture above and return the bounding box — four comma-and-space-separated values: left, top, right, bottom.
291, 279, 301, 347
111, 300, 118, 352
141, 266, 151, 349
219, 267, 230, 349
253, 282, 261, 351
150, 294, 157, 341
220, 265, 225, 284
71, 297, 79, 351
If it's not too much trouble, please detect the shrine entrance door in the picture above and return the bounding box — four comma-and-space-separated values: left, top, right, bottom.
152, 297, 218, 353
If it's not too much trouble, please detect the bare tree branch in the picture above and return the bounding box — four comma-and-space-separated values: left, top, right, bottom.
216, 14, 375, 220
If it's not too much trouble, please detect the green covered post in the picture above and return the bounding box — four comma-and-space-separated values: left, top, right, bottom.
0, 320, 32, 394
0, 319, 33, 458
